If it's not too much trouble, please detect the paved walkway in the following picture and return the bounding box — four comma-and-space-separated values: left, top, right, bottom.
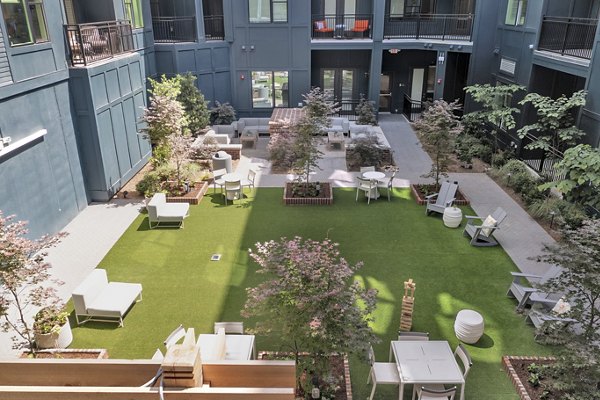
0, 114, 556, 357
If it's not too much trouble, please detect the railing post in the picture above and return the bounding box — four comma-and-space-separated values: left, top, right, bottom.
443, 15, 447, 40
561, 18, 571, 56
416, 14, 421, 39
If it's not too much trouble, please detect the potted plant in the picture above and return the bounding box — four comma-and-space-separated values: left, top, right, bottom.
33, 306, 73, 349
210, 101, 236, 126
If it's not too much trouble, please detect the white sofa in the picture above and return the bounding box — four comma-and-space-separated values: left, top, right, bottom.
72, 269, 142, 327
234, 118, 271, 136
147, 193, 190, 229
192, 130, 242, 159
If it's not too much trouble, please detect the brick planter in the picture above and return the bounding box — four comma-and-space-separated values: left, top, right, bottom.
258, 351, 352, 400
411, 184, 470, 206
165, 181, 209, 205
502, 356, 557, 400
284, 182, 333, 205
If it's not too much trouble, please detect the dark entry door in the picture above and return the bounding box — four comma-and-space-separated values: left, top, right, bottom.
379, 73, 392, 112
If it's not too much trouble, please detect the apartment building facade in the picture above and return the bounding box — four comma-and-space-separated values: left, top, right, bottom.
0, 0, 598, 237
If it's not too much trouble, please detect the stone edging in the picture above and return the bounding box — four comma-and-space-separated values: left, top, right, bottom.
502, 355, 556, 400
283, 182, 334, 205
166, 181, 209, 205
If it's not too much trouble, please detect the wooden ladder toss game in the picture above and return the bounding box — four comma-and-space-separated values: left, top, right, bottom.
399, 279, 416, 332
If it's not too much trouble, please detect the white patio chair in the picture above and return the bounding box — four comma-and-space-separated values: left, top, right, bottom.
360, 166, 376, 174
224, 180, 242, 205
152, 324, 187, 361
416, 386, 457, 399
426, 181, 458, 215
356, 177, 376, 204
214, 321, 244, 334
377, 169, 397, 201
398, 331, 429, 340
367, 345, 400, 400
241, 169, 257, 191
213, 168, 227, 194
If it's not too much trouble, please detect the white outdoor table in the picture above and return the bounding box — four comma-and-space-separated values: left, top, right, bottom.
222, 173, 242, 183
390, 340, 465, 400
362, 171, 386, 199
197, 333, 256, 361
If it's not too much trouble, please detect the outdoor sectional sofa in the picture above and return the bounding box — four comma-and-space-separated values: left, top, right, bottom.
72, 269, 142, 327
192, 129, 242, 159
233, 118, 271, 136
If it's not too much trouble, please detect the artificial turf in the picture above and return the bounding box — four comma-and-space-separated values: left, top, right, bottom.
69, 188, 552, 399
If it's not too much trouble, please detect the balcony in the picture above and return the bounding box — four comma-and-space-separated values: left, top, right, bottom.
152, 16, 197, 43
384, 14, 473, 41
65, 20, 134, 66
204, 15, 225, 40
311, 14, 373, 39
538, 16, 598, 60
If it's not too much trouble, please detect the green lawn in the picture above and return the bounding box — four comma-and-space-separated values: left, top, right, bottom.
69, 188, 552, 399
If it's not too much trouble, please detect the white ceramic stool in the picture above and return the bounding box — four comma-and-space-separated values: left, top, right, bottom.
443, 207, 463, 228
454, 309, 484, 344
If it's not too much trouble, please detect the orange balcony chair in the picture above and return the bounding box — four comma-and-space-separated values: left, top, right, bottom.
352, 19, 370, 37
313, 20, 334, 37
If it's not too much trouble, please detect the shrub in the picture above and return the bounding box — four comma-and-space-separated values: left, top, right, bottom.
528, 197, 586, 228
210, 101, 236, 125
33, 306, 69, 335
268, 130, 295, 170
455, 134, 491, 165
347, 134, 385, 170
178, 73, 210, 136
356, 96, 378, 126
136, 171, 162, 197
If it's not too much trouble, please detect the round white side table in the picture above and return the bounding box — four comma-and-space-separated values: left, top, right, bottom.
454, 309, 485, 344
443, 207, 463, 228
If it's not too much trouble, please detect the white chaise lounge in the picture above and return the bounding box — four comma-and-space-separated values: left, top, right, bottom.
147, 193, 190, 229
72, 269, 142, 327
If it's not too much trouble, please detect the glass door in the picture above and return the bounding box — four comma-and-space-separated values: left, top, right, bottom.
321, 69, 355, 102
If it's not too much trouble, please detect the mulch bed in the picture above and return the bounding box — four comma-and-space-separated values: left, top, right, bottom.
411, 183, 470, 206
21, 349, 108, 359
165, 181, 209, 205
503, 356, 560, 400
284, 182, 334, 205
259, 352, 350, 400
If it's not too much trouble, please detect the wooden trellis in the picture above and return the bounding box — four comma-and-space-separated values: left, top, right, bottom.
399, 279, 416, 332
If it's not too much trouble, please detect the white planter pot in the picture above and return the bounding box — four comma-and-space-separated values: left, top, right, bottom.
443, 207, 463, 228
34, 319, 73, 349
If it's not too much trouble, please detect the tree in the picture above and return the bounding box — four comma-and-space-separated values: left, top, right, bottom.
178, 73, 210, 136
291, 114, 323, 194
168, 128, 195, 188
0, 212, 65, 355
464, 83, 524, 161
242, 236, 378, 394
534, 219, 600, 399
517, 90, 586, 154
356, 95, 378, 126
541, 144, 600, 209
210, 101, 236, 125
412, 100, 463, 188
302, 87, 338, 131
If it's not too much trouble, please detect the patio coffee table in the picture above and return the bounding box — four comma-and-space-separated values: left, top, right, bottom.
328, 131, 345, 150
241, 130, 258, 148
390, 340, 465, 400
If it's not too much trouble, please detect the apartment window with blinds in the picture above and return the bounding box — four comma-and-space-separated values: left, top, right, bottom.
124, 0, 144, 28
505, 0, 527, 26
1, 0, 48, 46
249, 0, 287, 23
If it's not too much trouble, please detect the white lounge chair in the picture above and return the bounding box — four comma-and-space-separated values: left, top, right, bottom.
507, 266, 562, 312
72, 269, 142, 327
147, 193, 190, 229
214, 321, 244, 334
463, 207, 507, 246
426, 181, 458, 215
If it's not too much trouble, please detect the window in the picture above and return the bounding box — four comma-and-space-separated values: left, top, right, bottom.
505, 0, 527, 26
125, 0, 144, 28
1, 0, 48, 46
390, 0, 405, 16
251, 71, 288, 108
249, 0, 287, 23
495, 88, 513, 130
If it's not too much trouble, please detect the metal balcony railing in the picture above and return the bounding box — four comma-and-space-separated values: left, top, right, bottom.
538, 16, 598, 59
403, 94, 423, 122
152, 16, 197, 43
65, 20, 134, 66
311, 14, 373, 39
330, 99, 360, 121
204, 15, 225, 40
384, 14, 473, 41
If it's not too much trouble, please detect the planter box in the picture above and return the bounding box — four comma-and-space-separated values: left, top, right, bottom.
34, 320, 73, 350
165, 181, 209, 205
259, 351, 352, 400
503, 356, 557, 400
411, 184, 470, 206
283, 182, 333, 205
